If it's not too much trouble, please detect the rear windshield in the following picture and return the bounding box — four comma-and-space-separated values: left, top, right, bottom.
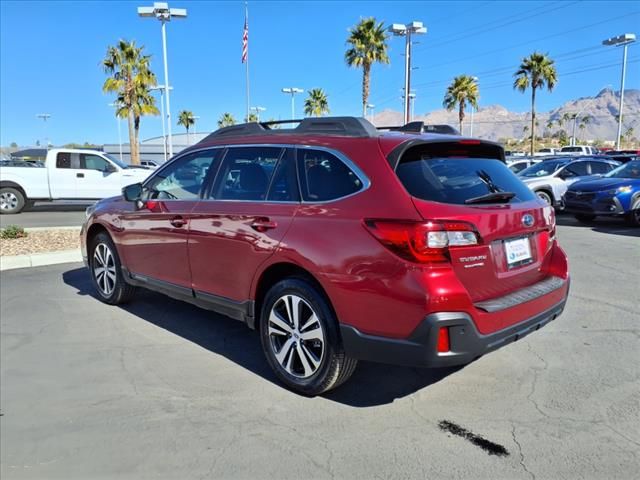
560, 146, 583, 153
395, 143, 535, 205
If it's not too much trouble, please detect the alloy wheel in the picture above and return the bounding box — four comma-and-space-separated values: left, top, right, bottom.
0, 192, 18, 211
93, 243, 117, 296
268, 294, 325, 379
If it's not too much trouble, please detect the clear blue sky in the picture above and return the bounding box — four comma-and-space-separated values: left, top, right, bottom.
1, 0, 638, 146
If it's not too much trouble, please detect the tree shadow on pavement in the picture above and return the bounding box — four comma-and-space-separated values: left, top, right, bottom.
62, 267, 460, 407
555, 213, 640, 237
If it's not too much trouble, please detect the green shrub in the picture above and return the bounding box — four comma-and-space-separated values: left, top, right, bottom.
0, 225, 27, 239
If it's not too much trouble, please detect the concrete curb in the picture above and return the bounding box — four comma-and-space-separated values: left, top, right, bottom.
0, 249, 82, 272
23, 226, 82, 232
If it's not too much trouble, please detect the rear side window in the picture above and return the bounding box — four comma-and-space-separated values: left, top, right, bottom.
56, 153, 71, 168
212, 147, 283, 201
297, 148, 363, 201
395, 143, 535, 205
590, 161, 614, 174
56, 152, 80, 169
560, 161, 589, 177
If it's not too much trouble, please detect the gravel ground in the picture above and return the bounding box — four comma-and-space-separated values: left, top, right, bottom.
0, 230, 80, 256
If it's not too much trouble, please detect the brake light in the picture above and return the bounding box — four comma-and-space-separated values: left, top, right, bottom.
364, 220, 479, 263
458, 139, 481, 145
437, 327, 450, 353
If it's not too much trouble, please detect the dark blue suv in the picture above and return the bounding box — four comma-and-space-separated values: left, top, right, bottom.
564, 160, 640, 226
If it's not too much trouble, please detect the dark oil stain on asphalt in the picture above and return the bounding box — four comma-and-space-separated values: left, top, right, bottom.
438, 420, 509, 457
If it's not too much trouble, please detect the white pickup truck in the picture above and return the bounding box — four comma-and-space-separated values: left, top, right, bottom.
0, 148, 152, 214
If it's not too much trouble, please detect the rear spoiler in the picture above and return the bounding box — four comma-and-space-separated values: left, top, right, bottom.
377, 121, 460, 136
385, 138, 506, 170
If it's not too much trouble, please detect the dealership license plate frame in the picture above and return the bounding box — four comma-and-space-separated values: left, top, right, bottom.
504, 236, 533, 269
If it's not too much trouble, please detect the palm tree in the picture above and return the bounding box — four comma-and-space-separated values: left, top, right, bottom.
345, 17, 389, 116
244, 113, 258, 123
217, 112, 236, 128
442, 75, 479, 134
177, 110, 196, 144
578, 115, 592, 141
177, 110, 195, 134
304, 88, 330, 117
103, 39, 159, 165
513, 52, 557, 156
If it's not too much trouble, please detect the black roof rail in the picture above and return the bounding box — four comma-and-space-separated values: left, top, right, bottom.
199, 116, 379, 143
377, 121, 460, 136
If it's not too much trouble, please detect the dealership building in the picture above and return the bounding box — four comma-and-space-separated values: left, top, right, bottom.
103, 132, 209, 165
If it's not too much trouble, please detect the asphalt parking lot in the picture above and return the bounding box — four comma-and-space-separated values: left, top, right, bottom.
1, 216, 638, 479
0, 204, 88, 229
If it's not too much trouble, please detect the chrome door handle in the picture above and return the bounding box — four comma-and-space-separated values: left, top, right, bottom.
170, 216, 186, 228
250, 218, 277, 232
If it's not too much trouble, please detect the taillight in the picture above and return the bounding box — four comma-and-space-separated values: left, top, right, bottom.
544, 206, 556, 241
364, 219, 479, 263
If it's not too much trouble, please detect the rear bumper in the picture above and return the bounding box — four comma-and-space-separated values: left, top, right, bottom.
340, 280, 569, 368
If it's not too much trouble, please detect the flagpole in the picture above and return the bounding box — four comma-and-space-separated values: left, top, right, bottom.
245, 2, 250, 122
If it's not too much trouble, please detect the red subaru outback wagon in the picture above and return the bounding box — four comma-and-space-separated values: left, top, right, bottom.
82, 117, 569, 395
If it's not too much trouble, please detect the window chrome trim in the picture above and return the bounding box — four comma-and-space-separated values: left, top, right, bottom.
141, 143, 371, 205
295, 144, 371, 204
140, 146, 225, 200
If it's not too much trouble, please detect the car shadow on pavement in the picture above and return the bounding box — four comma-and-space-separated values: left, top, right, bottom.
555, 213, 640, 237
62, 267, 460, 407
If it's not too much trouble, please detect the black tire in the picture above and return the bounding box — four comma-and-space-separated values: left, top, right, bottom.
625, 199, 640, 227
575, 213, 596, 223
535, 190, 553, 206
0, 187, 25, 214
259, 277, 357, 396
89, 232, 137, 305
23, 200, 36, 212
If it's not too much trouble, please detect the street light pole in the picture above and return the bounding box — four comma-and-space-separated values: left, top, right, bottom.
389, 21, 426, 125
250, 106, 266, 122
138, 2, 187, 159
366, 103, 375, 121
602, 33, 636, 150
149, 85, 172, 162
282, 88, 303, 120
192, 115, 201, 144
470, 76, 478, 137
407, 93, 416, 122
108, 104, 123, 161
36, 113, 51, 149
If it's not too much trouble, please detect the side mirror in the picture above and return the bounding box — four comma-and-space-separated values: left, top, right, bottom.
104, 163, 117, 173
123, 183, 143, 202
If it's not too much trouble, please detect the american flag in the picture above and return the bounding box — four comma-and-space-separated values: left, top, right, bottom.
241, 10, 248, 64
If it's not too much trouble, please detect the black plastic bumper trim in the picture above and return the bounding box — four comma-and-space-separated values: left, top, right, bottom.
340, 295, 568, 368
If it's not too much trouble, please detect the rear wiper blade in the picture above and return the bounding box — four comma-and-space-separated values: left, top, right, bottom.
465, 192, 516, 204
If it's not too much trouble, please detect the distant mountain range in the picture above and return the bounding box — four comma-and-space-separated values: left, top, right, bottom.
371, 88, 640, 143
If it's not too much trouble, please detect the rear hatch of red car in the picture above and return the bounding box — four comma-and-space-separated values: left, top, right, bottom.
377, 139, 556, 302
